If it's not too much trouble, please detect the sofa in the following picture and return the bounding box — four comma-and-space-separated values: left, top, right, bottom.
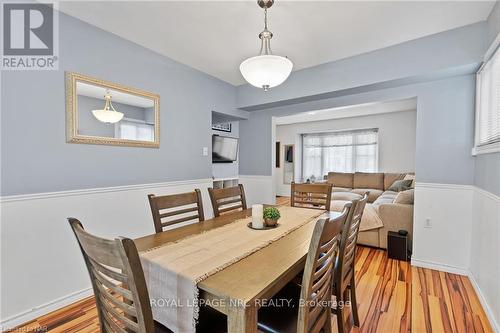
326, 172, 414, 249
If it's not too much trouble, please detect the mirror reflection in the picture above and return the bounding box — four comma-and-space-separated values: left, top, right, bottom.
66, 72, 160, 148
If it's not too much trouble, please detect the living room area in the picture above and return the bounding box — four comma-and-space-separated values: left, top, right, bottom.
274, 98, 416, 250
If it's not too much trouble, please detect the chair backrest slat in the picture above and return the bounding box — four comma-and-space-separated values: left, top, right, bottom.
296, 204, 351, 333
68, 218, 155, 333
208, 184, 247, 217
335, 193, 368, 290
148, 189, 205, 233
291, 183, 333, 211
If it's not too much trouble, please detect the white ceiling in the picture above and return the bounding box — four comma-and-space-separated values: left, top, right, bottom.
59, 1, 495, 86
77, 82, 154, 107
275, 98, 417, 125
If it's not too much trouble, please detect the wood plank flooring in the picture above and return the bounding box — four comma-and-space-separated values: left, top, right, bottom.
9, 197, 492, 333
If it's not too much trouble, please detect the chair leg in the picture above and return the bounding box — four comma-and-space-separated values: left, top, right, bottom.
350, 275, 360, 327
335, 291, 345, 333
323, 307, 332, 333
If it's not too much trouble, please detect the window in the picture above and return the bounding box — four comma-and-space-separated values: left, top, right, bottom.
474, 39, 500, 154
302, 129, 378, 180
115, 119, 154, 141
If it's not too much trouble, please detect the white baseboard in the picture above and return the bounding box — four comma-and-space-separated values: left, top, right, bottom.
0, 288, 93, 330
468, 271, 500, 333
411, 258, 469, 276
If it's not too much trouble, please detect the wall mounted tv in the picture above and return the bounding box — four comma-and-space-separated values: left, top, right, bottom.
212, 135, 238, 163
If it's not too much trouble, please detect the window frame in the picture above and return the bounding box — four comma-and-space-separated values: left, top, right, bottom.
301, 127, 379, 180
473, 32, 500, 156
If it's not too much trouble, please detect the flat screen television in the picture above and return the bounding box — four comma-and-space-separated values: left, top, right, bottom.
212, 135, 238, 163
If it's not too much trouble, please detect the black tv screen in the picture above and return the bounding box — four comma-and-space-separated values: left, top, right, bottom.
212, 135, 238, 163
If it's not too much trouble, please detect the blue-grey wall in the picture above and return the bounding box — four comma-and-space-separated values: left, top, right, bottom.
1, 12, 236, 196
240, 75, 477, 186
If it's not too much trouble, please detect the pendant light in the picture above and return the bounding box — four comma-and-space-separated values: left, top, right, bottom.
92, 90, 124, 124
239, 0, 293, 91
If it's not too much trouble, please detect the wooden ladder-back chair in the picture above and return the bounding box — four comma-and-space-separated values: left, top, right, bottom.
68, 218, 171, 333
148, 189, 204, 233
291, 183, 333, 211
257, 204, 352, 333
332, 193, 368, 333
208, 184, 247, 217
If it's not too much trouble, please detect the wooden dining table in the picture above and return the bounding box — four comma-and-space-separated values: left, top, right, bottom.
134, 208, 341, 333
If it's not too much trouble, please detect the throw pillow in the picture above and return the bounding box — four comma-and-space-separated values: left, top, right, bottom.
394, 189, 415, 204
387, 179, 413, 192
403, 174, 416, 188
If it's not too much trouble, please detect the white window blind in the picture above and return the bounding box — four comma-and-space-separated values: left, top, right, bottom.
475, 44, 500, 150
116, 119, 154, 141
302, 129, 378, 180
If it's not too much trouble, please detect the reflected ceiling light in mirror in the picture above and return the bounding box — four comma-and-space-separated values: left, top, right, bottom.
92, 90, 124, 123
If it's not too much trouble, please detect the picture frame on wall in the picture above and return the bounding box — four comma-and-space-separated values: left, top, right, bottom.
212, 122, 232, 132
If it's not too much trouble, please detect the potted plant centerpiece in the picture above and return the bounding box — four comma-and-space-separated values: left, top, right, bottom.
263, 207, 281, 227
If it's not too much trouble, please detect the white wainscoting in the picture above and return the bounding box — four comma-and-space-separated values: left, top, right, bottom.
412, 183, 500, 332
238, 175, 275, 206
0, 178, 213, 330
469, 187, 500, 332
412, 183, 474, 274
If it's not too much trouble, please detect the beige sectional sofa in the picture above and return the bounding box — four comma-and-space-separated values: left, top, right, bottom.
326, 172, 414, 249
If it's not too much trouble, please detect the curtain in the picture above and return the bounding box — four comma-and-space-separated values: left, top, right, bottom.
302, 129, 378, 180
117, 120, 154, 141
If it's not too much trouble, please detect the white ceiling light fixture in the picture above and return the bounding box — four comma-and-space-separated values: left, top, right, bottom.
240, 0, 293, 91
92, 90, 124, 124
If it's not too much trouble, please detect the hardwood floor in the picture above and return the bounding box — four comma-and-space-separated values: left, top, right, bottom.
10, 197, 492, 333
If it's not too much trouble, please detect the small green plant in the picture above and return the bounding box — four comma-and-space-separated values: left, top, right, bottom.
263, 207, 281, 220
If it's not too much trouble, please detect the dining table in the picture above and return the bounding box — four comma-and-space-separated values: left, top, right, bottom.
134, 207, 341, 333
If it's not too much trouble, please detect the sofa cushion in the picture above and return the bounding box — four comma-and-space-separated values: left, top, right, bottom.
387, 179, 413, 192
351, 189, 383, 203
331, 186, 352, 192
327, 172, 354, 188
332, 192, 362, 201
329, 199, 351, 212
384, 173, 405, 190
394, 189, 415, 204
372, 191, 398, 211
353, 172, 384, 190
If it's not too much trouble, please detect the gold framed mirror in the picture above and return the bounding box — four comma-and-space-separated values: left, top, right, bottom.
66, 72, 160, 148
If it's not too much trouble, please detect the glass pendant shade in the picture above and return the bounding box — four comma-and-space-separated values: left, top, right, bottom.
240, 55, 293, 90
92, 109, 124, 123
239, 0, 292, 91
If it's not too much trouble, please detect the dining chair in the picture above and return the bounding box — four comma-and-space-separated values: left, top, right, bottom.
208, 184, 247, 217
69, 218, 226, 333
257, 204, 352, 333
291, 182, 333, 211
148, 189, 205, 233
68, 218, 171, 333
332, 193, 368, 333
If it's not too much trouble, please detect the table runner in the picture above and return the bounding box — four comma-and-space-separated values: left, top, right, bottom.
139, 206, 324, 333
